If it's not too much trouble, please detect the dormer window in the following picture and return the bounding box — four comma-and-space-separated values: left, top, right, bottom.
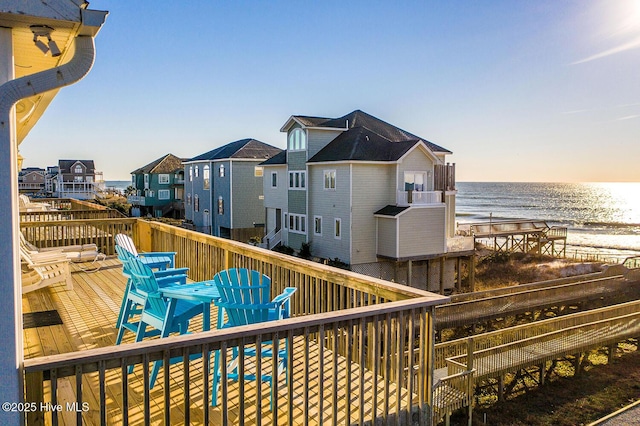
288, 128, 306, 151
74, 165, 83, 174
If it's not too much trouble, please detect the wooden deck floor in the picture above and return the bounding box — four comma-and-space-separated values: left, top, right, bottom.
22, 258, 412, 425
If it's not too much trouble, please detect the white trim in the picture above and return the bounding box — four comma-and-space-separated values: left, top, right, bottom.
288, 170, 306, 190
349, 164, 353, 260
313, 215, 322, 236
323, 169, 336, 190
229, 160, 233, 229
288, 213, 307, 235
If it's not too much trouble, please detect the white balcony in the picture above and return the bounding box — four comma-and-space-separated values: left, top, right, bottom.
396, 190, 442, 206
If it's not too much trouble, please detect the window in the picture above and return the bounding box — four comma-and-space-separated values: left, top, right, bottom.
187, 193, 191, 205
158, 174, 169, 184
219, 164, 225, 177
194, 194, 199, 212
404, 172, 426, 192
203, 165, 210, 190
288, 128, 306, 151
270, 172, 277, 188
324, 170, 336, 190
74, 165, 83, 173
288, 213, 306, 234
218, 196, 224, 215
189, 166, 193, 182
194, 165, 199, 178
254, 166, 263, 177
314, 216, 322, 236
334, 218, 341, 239
284, 212, 288, 229
288, 171, 306, 189
74, 176, 84, 182
158, 189, 170, 200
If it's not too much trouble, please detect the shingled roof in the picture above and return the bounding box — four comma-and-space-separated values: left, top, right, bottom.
188, 139, 282, 162
131, 154, 185, 174
286, 110, 451, 163
58, 160, 95, 173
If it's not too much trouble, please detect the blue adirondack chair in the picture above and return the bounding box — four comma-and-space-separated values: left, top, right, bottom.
125, 255, 206, 388
114, 246, 189, 345
211, 268, 296, 408
114, 233, 177, 328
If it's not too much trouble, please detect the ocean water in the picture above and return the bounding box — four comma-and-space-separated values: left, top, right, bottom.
104, 180, 131, 193
456, 182, 640, 262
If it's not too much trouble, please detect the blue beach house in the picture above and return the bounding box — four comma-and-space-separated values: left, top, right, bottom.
184, 139, 282, 241
128, 153, 186, 218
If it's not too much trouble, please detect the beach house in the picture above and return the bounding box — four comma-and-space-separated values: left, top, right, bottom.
0, 2, 108, 421
262, 110, 474, 291
128, 153, 185, 218
52, 159, 105, 200
18, 167, 46, 194
183, 139, 282, 241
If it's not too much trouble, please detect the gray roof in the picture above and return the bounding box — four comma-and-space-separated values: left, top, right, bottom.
309, 126, 420, 162
293, 110, 451, 163
260, 150, 287, 166
374, 205, 410, 217
58, 160, 95, 173
132, 154, 185, 175
188, 139, 282, 162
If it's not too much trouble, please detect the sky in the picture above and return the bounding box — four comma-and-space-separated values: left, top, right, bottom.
19, 0, 640, 182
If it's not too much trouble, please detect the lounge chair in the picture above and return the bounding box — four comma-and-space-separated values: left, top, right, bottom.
20, 232, 105, 271
18, 194, 50, 212
19, 243, 72, 294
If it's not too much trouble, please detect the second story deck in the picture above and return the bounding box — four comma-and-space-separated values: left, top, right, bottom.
19, 215, 449, 425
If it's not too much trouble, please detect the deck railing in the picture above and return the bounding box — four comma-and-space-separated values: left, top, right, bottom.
20, 218, 138, 254
435, 274, 634, 329
434, 299, 640, 370
21, 218, 448, 425
24, 298, 437, 425
446, 310, 640, 380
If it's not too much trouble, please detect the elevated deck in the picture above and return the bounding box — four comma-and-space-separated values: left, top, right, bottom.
458, 219, 568, 257
23, 259, 418, 425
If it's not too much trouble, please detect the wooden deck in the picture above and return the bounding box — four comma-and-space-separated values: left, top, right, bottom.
22, 258, 415, 425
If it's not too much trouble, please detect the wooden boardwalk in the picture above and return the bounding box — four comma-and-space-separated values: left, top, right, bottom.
22, 258, 413, 425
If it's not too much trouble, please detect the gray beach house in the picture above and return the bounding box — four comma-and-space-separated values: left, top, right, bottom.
184, 139, 282, 241
262, 110, 473, 291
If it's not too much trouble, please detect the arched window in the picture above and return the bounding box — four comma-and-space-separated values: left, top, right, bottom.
288, 128, 306, 151
74, 165, 83, 173
203, 165, 210, 189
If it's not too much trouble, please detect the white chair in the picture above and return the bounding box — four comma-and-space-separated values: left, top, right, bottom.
19, 243, 72, 294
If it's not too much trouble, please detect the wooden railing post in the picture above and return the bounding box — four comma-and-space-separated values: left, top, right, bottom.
134, 219, 153, 252
466, 337, 474, 426
25, 370, 44, 426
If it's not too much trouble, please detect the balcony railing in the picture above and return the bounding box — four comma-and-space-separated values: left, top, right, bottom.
396, 190, 443, 207
20, 218, 448, 425
126, 195, 146, 205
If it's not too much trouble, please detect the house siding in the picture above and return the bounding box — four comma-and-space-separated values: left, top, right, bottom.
397, 148, 435, 191
230, 161, 265, 229
397, 206, 446, 258
212, 160, 231, 235
307, 164, 351, 263
350, 164, 395, 265
263, 165, 287, 237
307, 129, 342, 159
376, 217, 397, 259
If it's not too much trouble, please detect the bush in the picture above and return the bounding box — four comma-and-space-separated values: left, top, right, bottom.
299, 242, 312, 259
274, 245, 294, 255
